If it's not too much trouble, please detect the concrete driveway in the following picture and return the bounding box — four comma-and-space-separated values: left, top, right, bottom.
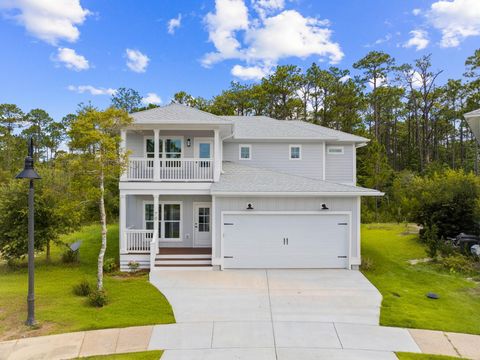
150, 269, 382, 325
148, 270, 421, 359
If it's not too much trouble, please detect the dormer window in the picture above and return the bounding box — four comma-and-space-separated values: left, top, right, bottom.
239, 144, 251, 160
289, 145, 302, 160
327, 146, 344, 155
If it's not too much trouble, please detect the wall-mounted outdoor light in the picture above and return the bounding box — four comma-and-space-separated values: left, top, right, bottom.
246, 203, 254, 210
321, 203, 329, 210
186, 138, 192, 147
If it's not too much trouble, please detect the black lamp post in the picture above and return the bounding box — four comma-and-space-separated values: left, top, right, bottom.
15, 138, 41, 326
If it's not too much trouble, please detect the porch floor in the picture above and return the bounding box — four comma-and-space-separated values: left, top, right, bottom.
160, 247, 212, 255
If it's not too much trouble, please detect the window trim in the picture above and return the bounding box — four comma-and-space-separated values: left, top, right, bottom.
143, 200, 183, 242
143, 136, 185, 158
289, 144, 302, 160
327, 145, 344, 155
238, 144, 252, 160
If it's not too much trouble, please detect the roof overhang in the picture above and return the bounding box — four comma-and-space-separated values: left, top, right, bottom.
465, 109, 480, 143
211, 191, 384, 197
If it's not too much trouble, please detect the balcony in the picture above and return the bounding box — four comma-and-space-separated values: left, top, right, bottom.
126, 157, 214, 181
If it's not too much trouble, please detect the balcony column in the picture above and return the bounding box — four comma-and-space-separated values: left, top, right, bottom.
214, 129, 221, 181
120, 130, 127, 181
153, 194, 160, 252
154, 129, 160, 181
120, 194, 126, 253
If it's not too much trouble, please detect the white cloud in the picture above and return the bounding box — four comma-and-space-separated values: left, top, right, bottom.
125, 48, 150, 73
231, 64, 271, 80
403, 29, 429, 50
202, 0, 344, 77
428, 0, 480, 47
142, 92, 162, 105
252, 0, 285, 18
412, 8, 422, 16
411, 71, 423, 89
167, 14, 182, 34
0, 0, 90, 45
244, 10, 343, 64
67, 85, 116, 96
55, 47, 89, 70
203, 0, 249, 67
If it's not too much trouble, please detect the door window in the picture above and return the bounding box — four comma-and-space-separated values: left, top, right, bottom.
198, 207, 210, 232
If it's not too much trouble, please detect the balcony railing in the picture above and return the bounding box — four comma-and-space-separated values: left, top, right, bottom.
126, 157, 214, 181
125, 229, 153, 253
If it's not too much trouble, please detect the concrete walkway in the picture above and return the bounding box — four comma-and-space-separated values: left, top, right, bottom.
1, 323, 480, 360
1, 269, 479, 359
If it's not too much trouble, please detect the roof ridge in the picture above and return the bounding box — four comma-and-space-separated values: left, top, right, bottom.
131, 103, 231, 123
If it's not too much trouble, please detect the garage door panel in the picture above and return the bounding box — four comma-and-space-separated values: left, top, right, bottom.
223, 213, 349, 269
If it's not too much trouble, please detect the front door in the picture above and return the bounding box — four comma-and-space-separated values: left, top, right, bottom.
193, 203, 212, 247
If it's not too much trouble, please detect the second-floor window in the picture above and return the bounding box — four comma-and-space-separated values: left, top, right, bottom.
144, 137, 183, 158
289, 145, 302, 160
239, 144, 251, 160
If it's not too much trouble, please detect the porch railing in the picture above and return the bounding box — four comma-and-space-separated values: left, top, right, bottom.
125, 229, 153, 253
126, 157, 214, 181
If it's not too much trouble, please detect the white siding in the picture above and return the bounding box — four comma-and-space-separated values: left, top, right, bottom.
213, 196, 361, 265
223, 142, 324, 180
325, 142, 355, 184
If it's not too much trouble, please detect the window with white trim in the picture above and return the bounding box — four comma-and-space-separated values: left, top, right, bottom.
239, 144, 251, 160
327, 146, 344, 155
144, 202, 181, 240
289, 145, 302, 160
144, 137, 183, 158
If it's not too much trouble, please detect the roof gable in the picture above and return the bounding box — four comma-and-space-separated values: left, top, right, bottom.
130, 103, 232, 125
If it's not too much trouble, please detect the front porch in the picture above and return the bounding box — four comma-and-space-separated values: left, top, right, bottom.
119, 193, 213, 270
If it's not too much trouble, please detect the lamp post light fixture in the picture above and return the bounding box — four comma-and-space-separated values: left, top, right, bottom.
15, 138, 41, 326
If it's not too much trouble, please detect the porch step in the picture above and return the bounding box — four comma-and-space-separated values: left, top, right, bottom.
155, 258, 212, 266
156, 254, 212, 259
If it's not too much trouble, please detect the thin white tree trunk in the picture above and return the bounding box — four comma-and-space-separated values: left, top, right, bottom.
97, 167, 107, 291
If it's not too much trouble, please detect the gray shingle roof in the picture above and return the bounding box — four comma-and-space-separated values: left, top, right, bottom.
222, 116, 336, 140
222, 115, 368, 142
211, 162, 383, 196
131, 103, 232, 125
464, 109, 480, 118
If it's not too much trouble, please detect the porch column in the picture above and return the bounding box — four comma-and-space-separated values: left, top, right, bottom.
120, 130, 127, 181
214, 129, 221, 181
154, 129, 160, 181
153, 194, 160, 254
120, 194, 126, 253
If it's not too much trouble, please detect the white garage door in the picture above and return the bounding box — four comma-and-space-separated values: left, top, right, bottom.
223, 212, 350, 269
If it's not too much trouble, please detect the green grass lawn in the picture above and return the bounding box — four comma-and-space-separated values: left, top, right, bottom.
0, 224, 174, 341
396, 353, 464, 360
362, 223, 480, 335
79, 350, 163, 360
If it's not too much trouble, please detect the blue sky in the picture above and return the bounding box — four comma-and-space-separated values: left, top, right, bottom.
1, 0, 479, 120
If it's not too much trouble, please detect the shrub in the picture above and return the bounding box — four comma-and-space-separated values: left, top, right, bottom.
62, 248, 79, 264
88, 289, 108, 307
422, 224, 439, 258
103, 258, 118, 273
439, 255, 476, 275
73, 279, 92, 296
360, 257, 375, 272
128, 260, 140, 273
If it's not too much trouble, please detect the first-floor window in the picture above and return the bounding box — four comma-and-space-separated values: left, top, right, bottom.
144, 202, 181, 240
239, 144, 251, 160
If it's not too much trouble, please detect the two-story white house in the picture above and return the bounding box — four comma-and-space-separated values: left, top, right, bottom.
119, 103, 382, 272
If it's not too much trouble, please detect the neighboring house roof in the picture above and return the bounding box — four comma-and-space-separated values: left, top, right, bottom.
465, 109, 480, 143
130, 103, 232, 125
222, 115, 369, 142
211, 162, 383, 196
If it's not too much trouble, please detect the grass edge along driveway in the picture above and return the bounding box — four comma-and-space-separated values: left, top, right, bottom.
361, 223, 480, 335
0, 224, 174, 341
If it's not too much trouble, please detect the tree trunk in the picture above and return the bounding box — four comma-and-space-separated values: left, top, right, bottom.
97, 168, 107, 291
46, 239, 50, 262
